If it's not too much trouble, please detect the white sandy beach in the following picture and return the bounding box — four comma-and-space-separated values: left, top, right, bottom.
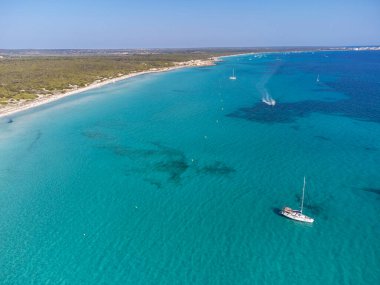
0, 58, 216, 119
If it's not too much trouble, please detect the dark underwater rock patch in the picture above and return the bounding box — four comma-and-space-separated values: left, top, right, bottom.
362, 188, 380, 196
197, 161, 235, 175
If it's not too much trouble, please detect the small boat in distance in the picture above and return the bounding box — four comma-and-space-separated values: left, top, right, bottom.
229, 69, 237, 80
262, 91, 276, 106
262, 97, 276, 106
316, 74, 320, 83
280, 177, 314, 223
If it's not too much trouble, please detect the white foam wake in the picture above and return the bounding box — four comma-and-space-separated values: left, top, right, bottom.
262, 91, 276, 106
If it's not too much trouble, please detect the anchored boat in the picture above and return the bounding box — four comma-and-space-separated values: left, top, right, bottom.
280, 177, 314, 223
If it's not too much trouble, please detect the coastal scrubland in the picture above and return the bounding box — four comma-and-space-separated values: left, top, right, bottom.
0, 50, 243, 105
0, 47, 344, 106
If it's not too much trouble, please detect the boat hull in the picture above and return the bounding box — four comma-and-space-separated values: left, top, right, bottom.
280, 209, 314, 223
262, 98, 276, 106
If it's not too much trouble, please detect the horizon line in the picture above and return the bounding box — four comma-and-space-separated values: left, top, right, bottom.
1, 44, 380, 51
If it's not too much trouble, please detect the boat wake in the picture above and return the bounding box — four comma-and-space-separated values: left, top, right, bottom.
256, 62, 280, 107
262, 91, 276, 106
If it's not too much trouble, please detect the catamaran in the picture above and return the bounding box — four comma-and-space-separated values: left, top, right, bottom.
229, 69, 237, 80
280, 177, 314, 223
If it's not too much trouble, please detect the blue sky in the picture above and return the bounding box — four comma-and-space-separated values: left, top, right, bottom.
1, 0, 379, 48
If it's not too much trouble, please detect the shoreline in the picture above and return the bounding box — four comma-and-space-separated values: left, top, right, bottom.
0, 58, 216, 119
3, 47, 371, 119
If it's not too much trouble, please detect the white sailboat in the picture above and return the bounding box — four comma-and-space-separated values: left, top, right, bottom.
229, 69, 237, 80
316, 74, 320, 83
280, 177, 314, 223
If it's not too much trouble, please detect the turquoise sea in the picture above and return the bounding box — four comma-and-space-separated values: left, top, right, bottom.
1, 51, 379, 284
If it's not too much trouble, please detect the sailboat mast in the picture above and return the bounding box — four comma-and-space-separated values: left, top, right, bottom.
301, 176, 306, 213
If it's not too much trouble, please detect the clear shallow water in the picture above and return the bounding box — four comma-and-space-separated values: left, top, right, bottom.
0, 51, 379, 284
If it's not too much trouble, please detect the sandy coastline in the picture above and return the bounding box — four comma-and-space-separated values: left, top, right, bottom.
0, 58, 216, 119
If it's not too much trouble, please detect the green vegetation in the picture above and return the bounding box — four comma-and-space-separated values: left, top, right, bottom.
3, 47, 320, 104
0, 51, 240, 104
